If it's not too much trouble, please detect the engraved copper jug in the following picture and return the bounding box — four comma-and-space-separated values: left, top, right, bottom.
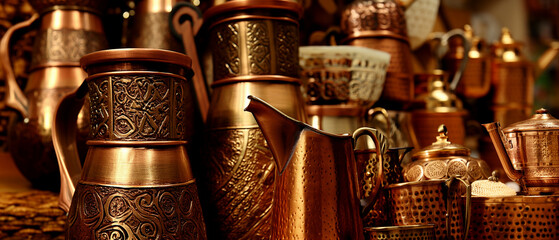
52, 48, 207, 239
483, 108, 559, 195
200, 1, 306, 239
245, 95, 388, 240
0, 0, 108, 190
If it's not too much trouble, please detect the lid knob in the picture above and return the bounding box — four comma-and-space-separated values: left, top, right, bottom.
536, 108, 548, 114
434, 124, 451, 145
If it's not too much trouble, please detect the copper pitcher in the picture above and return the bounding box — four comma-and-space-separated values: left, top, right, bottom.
483, 109, 559, 195
245, 95, 388, 240
200, 1, 306, 239
0, 0, 108, 190
52, 48, 207, 239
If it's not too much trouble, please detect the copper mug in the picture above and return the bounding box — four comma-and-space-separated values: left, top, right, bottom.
246, 95, 388, 240
0, 0, 107, 190
52, 49, 207, 239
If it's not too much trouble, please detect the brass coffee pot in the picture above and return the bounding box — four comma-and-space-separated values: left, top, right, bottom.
483, 109, 559, 195
52, 49, 207, 239
0, 0, 108, 190
245, 95, 387, 240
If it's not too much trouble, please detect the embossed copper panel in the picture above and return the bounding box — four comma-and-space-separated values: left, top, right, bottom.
468, 196, 559, 240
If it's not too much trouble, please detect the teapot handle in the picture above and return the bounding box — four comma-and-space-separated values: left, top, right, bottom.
0, 13, 39, 118
445, 176, 472, 240
51, 82, 88, 212
170, 2, 210, 122
366, 107, 392, 141
352, 127, 388, 215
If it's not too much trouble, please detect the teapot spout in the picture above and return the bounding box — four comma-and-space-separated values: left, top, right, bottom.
482, 122, 524, 182
535, 41, 559, 79
245, 95, 305, 175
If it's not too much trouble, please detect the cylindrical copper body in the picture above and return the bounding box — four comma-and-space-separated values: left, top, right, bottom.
410, 111, 466, 148
387, 180, 467, 240
66, 49, 207, 239
468, 196, 559, 239
340, 0, 414, 109
201, 1, 306, 239
364, 225, 436, 240
6, 1, 107, 190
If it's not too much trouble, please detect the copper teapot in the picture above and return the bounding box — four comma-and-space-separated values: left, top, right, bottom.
483, 109, 559, 195
245, 95, 388, 240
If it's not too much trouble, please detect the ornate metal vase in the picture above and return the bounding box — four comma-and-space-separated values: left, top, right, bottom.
200, 1, 306, 239
0, 0, 108, 190
52, 48, 207, 239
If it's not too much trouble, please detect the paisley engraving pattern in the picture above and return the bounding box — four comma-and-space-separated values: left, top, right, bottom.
276, 22, 299, 76
340, 0, 408, 37
88, 74, 187, 140
247, 21, 271, 75
31, 29, 107, 67
202, 128, 274, 239
212, 22, 241, 80
67, 182, 207, 239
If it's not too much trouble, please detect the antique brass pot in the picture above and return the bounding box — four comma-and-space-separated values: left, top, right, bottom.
246, 95, 387, 240
0, 0, 107, 190
483, 108, 559, 195
403, 124, 491, 183
52, 49, 207, 239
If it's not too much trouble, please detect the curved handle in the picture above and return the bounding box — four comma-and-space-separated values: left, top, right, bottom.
445, 176, 472, 240
0, 13, 39, 118
366, 107, 392, 140
52, 82, 88, 212
170, 2, 209, 122
352, 127, 388, 215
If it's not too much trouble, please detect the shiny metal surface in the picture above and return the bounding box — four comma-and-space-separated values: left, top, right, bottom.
340, 0, 414, 108
52, 48, 207, 239
403, 124, 491, 183
468, 196, 559, 239
0, 6, 107, 190
364, 225, 436, 240
483, 109, 559, 195
246, 96, 388, 240
201, 2, 305, 238
387, 177, 471, 240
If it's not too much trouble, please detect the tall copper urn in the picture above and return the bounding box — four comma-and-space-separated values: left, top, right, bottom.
0, 0, 108, 190
52, 48, 207, 239
200, 1, 306, 239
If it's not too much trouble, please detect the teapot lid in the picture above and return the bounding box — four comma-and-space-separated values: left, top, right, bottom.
412, 124, 470, 160
503, 108, 559, 132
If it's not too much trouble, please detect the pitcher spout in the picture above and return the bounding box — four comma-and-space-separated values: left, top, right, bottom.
245, 95, 306, 175
482, 122, 524, 182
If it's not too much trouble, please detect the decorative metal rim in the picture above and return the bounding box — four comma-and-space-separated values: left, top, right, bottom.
211, 75, 301, 87
364, 224, 436, 232
386, 179, 447, 189
87, 140, 188, 146
80, 48, 192, 71
204, 0, 303, 21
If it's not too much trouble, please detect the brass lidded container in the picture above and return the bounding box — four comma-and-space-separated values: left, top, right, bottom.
410, 70, 467, 148
403, 124, 491, 183
340, 0, 413, 109
201, 1, 306, 239
0, 0, 108, 190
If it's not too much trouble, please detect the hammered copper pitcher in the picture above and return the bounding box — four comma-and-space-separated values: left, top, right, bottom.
52, 49, 207, 239
200, 1, 306, 239
245, 95, 388, 240
0, 0, 108, 190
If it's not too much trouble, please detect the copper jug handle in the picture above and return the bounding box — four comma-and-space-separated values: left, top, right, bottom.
445, 175, 472, 240
352, 127, 388, 215
170, 2, 210, 122
0, 13, 39, 118
51, 82, 88, 212
366, 107, 392, 140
